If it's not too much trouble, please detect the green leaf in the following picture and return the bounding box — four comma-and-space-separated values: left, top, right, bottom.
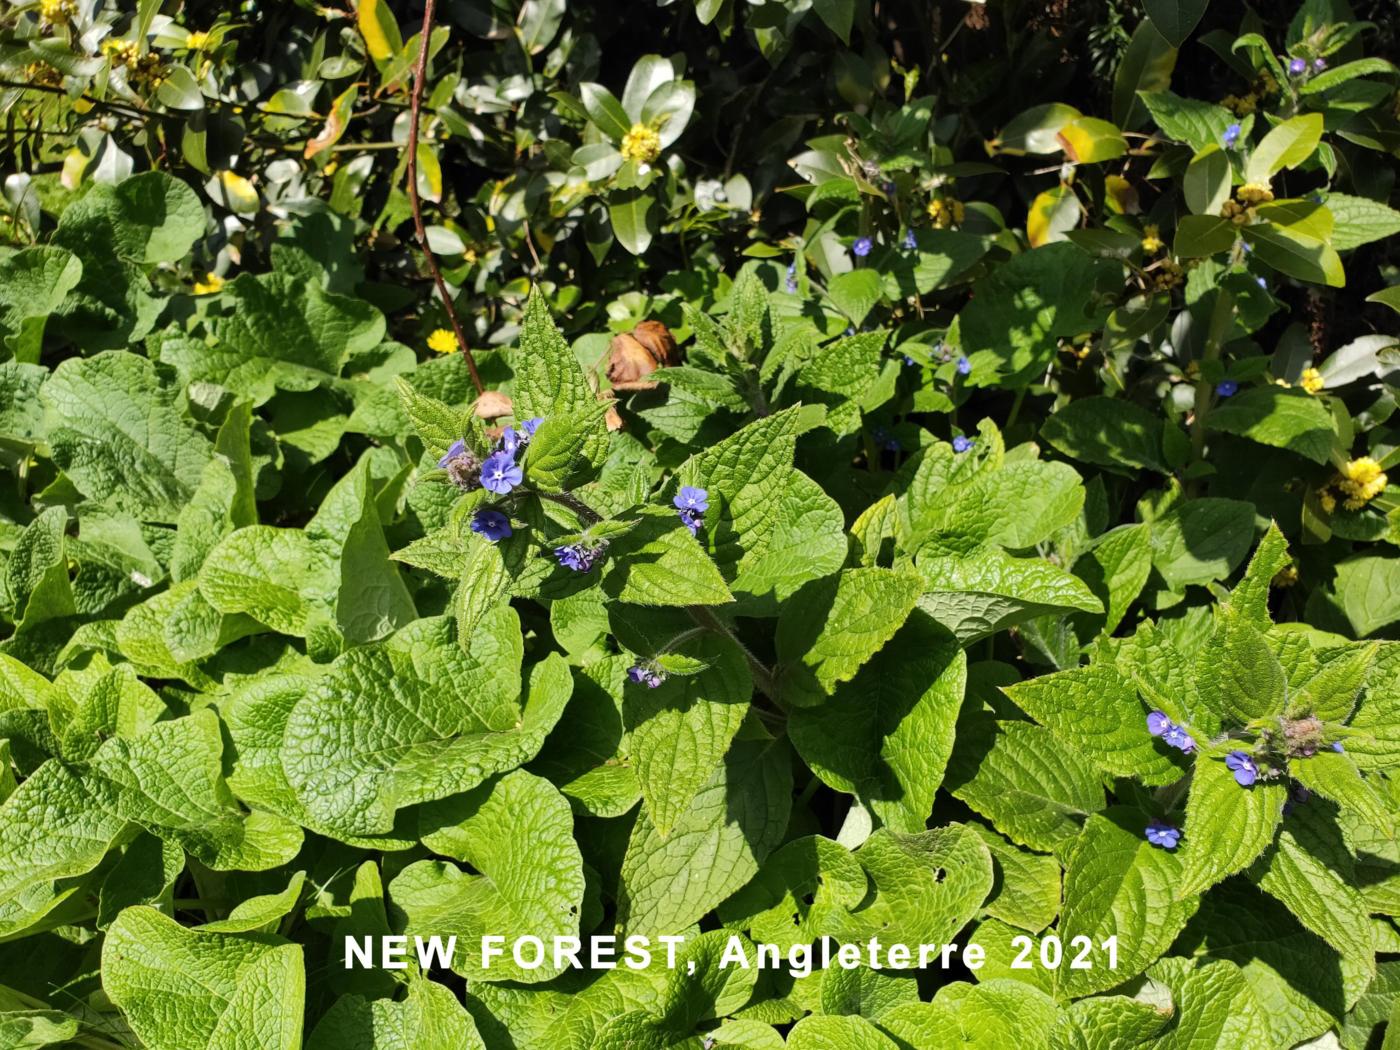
1245, 113, 1324, 183
6, 508, 75, 630
1138, 91, 1238, 152
307, 979, 485, 1050
398, 771, 585, 983
1291, 751, 1393, 835
625, 634, 750, 835
1142, 0, 1208, 47
617, 739, 791, 936
1322, 192, 1400, 251
199, 526, 336, 637
610, 187, 659, 256
787, 1015, 899, 1050
971, 824, 1062, 933
1175, 752, 1285, 898
0, 247, 83, 364
1206, 385, 1337, 464
1146, 957, 1271, 1050
800, 331, 888, 400
1300, 57, 1398, 95
513, 288, 608, 471
40, 352, 213, 523
1227, 522, 1291, 628
1113, 20, 1177, 128
944, 714, 1104, 852
810, 0, 854, 43
103, 906, 304, 1050
579, 82, 632, 141
1174, 215, 1237, 258
827, 270, 884, 326
602, 510, 734, 607
1289, 642, 1374, 721
1041, 397, 1167, 474
1333, 554, 1400, 637
1196, 608, 1286, 722
1077, 523, 1153, 633
1005, 660, 1181, 783
1149, 498, 1255, 590
790, 611, 965, 833
1055, 812, 1198, 997
1185, 145, 1232, 215
776, 567, 923, 707
395, 378, 464, 458
1241, 222, 1345, 288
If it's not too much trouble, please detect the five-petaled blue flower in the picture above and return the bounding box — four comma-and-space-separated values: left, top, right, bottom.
675, 486, 709, 513
480, 451, 523, 494
956, 356, 971, 376
1145, 821, 1181, 850
627, 664, 665, 688
555, 542, 605, 573
1288, 57, 1307, 75
1147, 710, 1171, 736
1148, 710, 1196, 753
471, 509, 512, 542
952, 436, 974, 454
1222, 123, 1242, 148
1226, 750, 1258, 787
904, 229, 918, 250
853, 236, 873, 257
438, 439, 466, 469
1217, 379, 1238, 397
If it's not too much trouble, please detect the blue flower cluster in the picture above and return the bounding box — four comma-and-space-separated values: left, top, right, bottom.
674, 486, 708, 536
1146, 710, 1196, 753
479, 417, 544, 496
627, 663, 666, 688
555, 541, 606, 572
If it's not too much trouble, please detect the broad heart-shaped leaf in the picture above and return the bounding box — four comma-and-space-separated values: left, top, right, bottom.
511, 287, 609, 472
0, 246, 82, 363
944, 713, 1105, 853
1148, 498, 1255, 591
957, 243, 1120, 387
1145, 957, 1272, 1050
1175, 751, 1285, 898
171, 400, 258, 582
624, 633, 750, 836
790, 611, 965, 833
6, 507, 75, 630
717, 835, 868, 951
307, 978, 484, 1050
163, 270, 385, 405
1250, 805, 1376, 1007
396, 771, 585, 984
882, 980, 1059, 1050
1054, 812, 1199, 998
617, 738, 791, 937
1003, 660, 1182, 784
39, 352, 213, 523
466, 966, 668, 1050
1142, 0, 1206, 46
775, 567, 923, 707
1076, 523, 1153, 633
679, 408, 845, 614
0, 709, 300, 909
602, 509, 733, 607
831, 824, 994, 951
1041, 396, 1167, 474
970, 824, 1061, 933
103, 906, 304, 1050
787, 1015, 898, 1050
1049, 995, 1169, 1049
278, 616, 570, 838
917, 547, 1102, 644
199, 525, 338, 637
1195, 607, 1287, 724
1207, 386, 1337, 465
1334, 554, 1400, 637
827, 269, 884, 327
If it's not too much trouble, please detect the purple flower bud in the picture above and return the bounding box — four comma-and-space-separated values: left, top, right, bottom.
952, 436, 973, 454
956, 356, 971, 376
628, 663, 666, 688
1331, 741, 1344, 753
438, 439, 466, 469
1314, 58, 1327, 71
1222, 122, 1242, 148
678, 506, 703, 536
853, 236, 873, 258
521, 417, 544, 436
1226, 750, 1258, 787
480, 450, 523, 494
555, 541, 605, 573
1288, 57, 1307, 75
1147, 710, 1171, 736
470, 509, 512, 542
904, 229, 917, 250
1145, 821, 1181, 850
903, 354, 917, 367
1216, 379, 1238, 397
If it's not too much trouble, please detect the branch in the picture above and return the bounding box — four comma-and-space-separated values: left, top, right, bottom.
406, 0, 485, 396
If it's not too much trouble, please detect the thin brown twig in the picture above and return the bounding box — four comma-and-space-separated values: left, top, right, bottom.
406, 0, 484, 396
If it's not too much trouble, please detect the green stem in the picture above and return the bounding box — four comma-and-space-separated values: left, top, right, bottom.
686, 604, 783, 709
1153, 767, 1195, 815
1187, 289, 1236, 489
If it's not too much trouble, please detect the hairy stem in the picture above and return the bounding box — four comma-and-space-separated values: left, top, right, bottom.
686, 604, 782, 709
406, 0, 485, 396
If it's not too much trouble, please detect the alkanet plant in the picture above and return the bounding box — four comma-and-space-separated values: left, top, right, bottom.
2, 0, 1400, 1047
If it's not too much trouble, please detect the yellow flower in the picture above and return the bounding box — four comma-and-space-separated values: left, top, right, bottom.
620, 123, 661, 165
1141, 224, 1163, 254
1271, 564, 1299, 587
102, 39, 138, 65
1237, 182, 1274, 206
1319, 489, 1337, 514
40, 0, 76, 24
1337, 456, 1388, 509
1300, 367, 1324, 394
192, 272, 224, 295
186, 30, 210, 50
427, 328, 457, 354
927, 197, 964, 228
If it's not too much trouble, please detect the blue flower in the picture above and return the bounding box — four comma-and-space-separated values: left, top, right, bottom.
1256, 276, 1267, 289
853, 236, 873, 258
903, 355, 917, 367
1216, 379, 1238, 397
471, 509, 512, 542
952, 436, 973, 454
1331, 741, 1345, 753
956, 356, 971, 376
883, 180, 897, 196
1226, 750, 1258, 787
438, 439, 466, 469
480, 451, 523, 494
1145, 821, 1181, 850
1164, 724, 1196, 753
1146, 710, 1171, 736
1288, 57, 1307, 75
674, 486, 709, 513
786, 261, 798, 294
522, 417, 544, 436
678, 507, 704, 536
555, 542, 605, 572
500, 426, 524, 455
844, 325, 856, 337
1222, 122, 1242, 148
627, 664, 665, 688
903, 229, 917, 250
